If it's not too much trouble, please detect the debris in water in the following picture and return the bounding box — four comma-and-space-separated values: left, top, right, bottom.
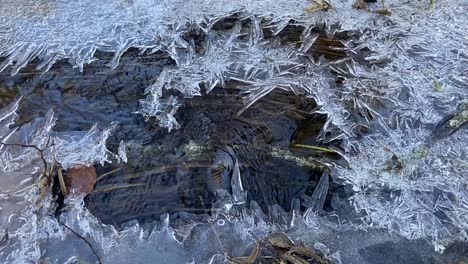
266, 232, 296, 249
226, 232, 331, 264
65, 165, 97, 195
291, 144, 337, 154
226, 242, 260, 264
372, 8, 392, 16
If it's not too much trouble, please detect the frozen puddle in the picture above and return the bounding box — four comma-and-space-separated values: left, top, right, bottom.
1, 0, 468, 263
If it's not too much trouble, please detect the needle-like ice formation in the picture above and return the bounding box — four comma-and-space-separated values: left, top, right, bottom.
1, 0, 467, 262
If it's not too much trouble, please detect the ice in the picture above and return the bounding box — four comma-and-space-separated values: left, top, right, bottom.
0, 99, 128, 262
303, 172, 330, 214
1, 104, 124, 172
0, 99, 21, 171
228, 147, 247, 205
1, 0, 468, 262
4, 190, 454, 263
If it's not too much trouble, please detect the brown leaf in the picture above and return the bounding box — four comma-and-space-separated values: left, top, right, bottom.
66, 165, 97, 195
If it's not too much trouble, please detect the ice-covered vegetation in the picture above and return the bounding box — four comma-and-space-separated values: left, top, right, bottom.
1, 0, 467, 263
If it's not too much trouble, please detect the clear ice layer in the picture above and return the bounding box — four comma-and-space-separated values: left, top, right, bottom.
1, 0, 468, 263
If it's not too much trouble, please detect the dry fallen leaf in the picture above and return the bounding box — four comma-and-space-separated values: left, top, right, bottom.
66, 165, 97, 195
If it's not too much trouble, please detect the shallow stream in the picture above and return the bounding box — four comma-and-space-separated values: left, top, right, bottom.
1, 0, 467, 263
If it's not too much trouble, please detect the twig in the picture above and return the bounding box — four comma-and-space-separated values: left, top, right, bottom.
57, 169, 68, 196
93, 183, 145, 193
96, 168, 122, 182
59, 221, 103, 264
291, 144, 337, 154
0, 136, 54, 173
1, 138, 56, 200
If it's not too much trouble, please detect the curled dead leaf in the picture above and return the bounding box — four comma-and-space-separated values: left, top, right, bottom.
66, 165, 97, 195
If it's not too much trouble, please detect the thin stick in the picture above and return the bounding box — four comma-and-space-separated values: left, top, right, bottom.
1, 138, 56, 201
60, 222, 102, 264
291, 144, 337, 154
93, 183, 145, 193
1, 136, 54, 173
57, 169, 68, 196
1, 142, 48, 171
96, 168, 122, 182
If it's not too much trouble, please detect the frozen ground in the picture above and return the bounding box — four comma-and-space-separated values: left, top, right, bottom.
0, 0, 467, 263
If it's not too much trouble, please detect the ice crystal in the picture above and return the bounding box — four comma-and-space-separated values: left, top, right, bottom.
1, 0, 468, 254
0, 100, 123, 171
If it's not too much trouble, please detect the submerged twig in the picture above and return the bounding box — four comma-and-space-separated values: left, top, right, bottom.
124, 163, 212, 179
96, 167, 122, 182
291, 144, 337, 154
93, 183, 145, 193
4, 183, 37, 196
270, 147, 329, 170
59, 222, 102, 264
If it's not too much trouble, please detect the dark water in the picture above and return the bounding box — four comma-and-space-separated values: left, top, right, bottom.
0, 48, 346, 227
87, 87, 346, 226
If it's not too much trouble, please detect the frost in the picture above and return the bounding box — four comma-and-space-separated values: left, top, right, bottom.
139, 18, 329, 128
0, 99, 21, 171
1, 0, 468, 258
51, 122, 119, 169
3, 191, 447, 263
0, 100, 122, 171
138, 93, 182, 131
118, 140, 128, 164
